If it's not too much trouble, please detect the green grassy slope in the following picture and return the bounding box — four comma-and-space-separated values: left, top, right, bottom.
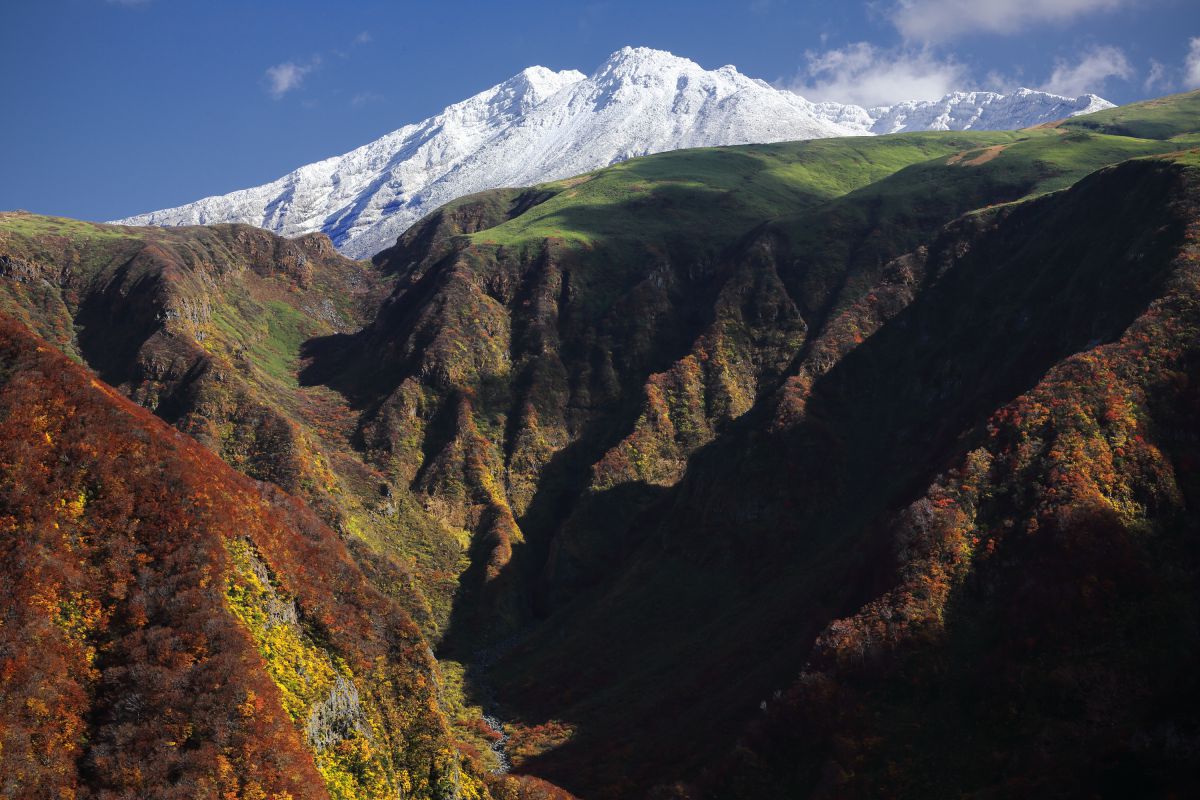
469, 133, 1021, 250
1062, 87, 1200, 139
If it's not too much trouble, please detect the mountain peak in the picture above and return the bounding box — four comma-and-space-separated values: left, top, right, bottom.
866, 86, 1116, 134
509, 64, 586, 96
593, 46, 704, 81
487, 65, 585, 116
115, 47, 1116, 258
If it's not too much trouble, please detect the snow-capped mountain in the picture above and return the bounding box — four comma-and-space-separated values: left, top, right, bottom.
866, 88, 1112, 134
115, 47, 1113, 259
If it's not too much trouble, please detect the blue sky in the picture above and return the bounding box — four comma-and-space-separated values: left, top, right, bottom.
2, 0, 1198, 221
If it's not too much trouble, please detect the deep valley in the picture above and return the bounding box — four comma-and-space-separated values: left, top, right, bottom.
3, 87, 1200, 799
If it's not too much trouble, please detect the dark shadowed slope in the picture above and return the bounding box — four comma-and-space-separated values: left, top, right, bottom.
702, 151, 1200, 798
300, 93, 1200, 797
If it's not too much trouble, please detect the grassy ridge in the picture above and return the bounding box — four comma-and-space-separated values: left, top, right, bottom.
1063, 88, 1200, 139
463, 93, 1200, 260
469, 132, 1021, 251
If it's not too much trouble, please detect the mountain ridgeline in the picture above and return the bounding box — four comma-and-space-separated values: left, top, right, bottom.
114, 47, 1111, 259
2, 89, 1200, 798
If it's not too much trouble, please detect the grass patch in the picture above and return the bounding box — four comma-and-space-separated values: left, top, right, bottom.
1063, 88, 1200, 140
469, 131, 1018, 255
0, 212, 140, 243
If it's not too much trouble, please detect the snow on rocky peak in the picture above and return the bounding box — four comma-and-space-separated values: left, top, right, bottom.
114, 47, 1115, 259
866, 88, 1113, 134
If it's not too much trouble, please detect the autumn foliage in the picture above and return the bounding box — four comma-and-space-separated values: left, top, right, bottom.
0, 314, 477, 799
3, 96, 1200, 799
699, 161, 1200, 798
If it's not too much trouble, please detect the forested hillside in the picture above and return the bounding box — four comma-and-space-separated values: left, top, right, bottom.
3, 90, 1200, 798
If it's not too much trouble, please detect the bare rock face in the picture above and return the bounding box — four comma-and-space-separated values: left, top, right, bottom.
307, 674, 372, 752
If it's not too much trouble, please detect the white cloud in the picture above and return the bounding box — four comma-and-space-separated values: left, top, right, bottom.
264, 59, 318, 99
788, 42, 967, 107
891, 0, 1128, 42
1186, 37, 1200, 89
350, 91, 385, 108
1145, 59, 1169, 93
983, 68, 1023, 93
1041, 45, 1133, 96
353, 31, 373, 45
